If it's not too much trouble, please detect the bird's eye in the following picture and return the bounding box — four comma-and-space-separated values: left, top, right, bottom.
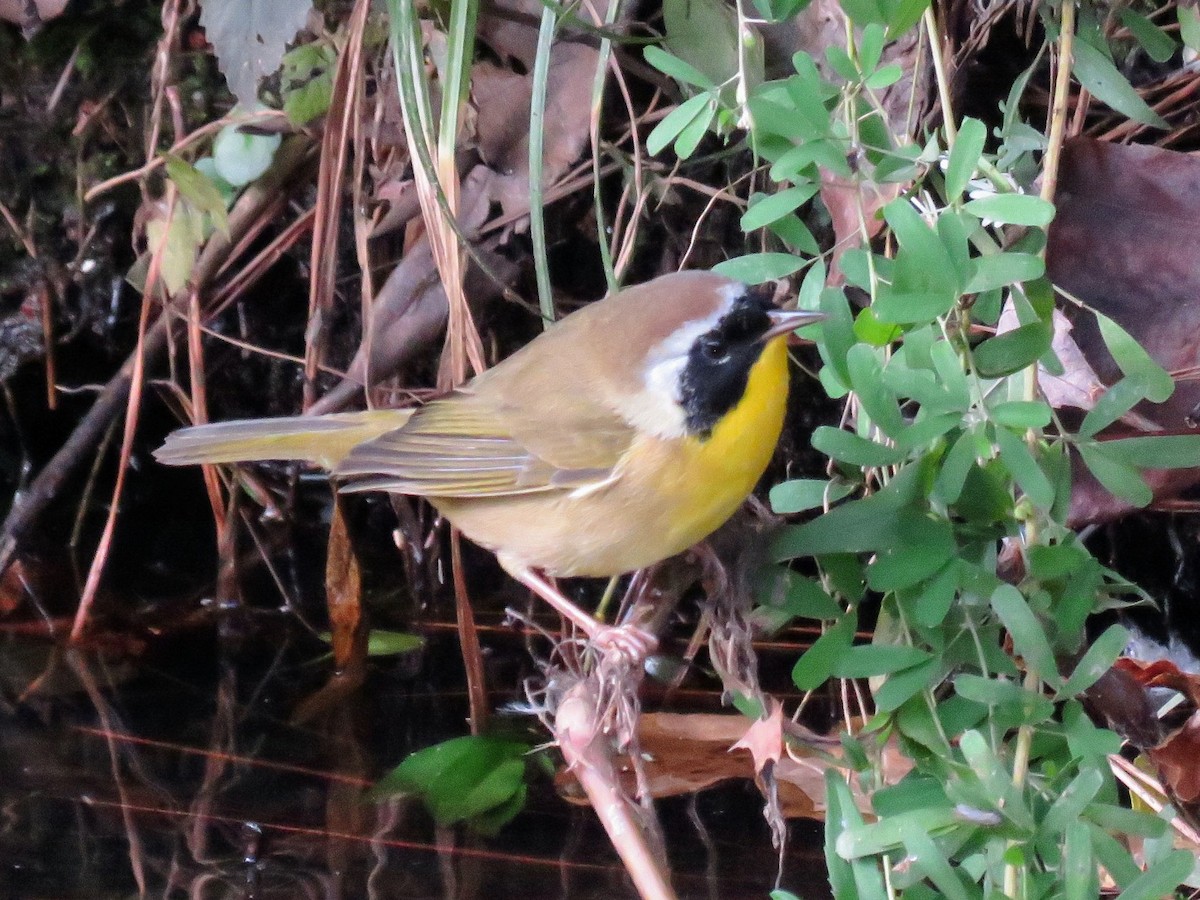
702, 338, 726, 360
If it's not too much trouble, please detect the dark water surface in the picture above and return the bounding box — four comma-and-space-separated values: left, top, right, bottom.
0, 590, 830, 899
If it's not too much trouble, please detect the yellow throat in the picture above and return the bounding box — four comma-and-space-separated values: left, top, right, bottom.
663, 334, 791, 551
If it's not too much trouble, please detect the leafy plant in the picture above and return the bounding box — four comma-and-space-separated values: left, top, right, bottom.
370, 735, 548, 835
643, 0, 1200, 894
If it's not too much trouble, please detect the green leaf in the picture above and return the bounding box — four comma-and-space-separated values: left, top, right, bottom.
663, 0, 745, 93
1063, 820, 1097, 900
990, 583, 1061, 689
434, 757, 525, 824
283, 72, 333, 126
1041, 768, 1104, 837
902, 829, 972, 900
793, 614, 855, 690
944, 117, 986, 201
872, 775, 950, 817
769, 214, 820, 254
864, 63, 902, 90
712, 252, 805, 282
994, 426, 1055, 509
905, 562, 958, 627
1181, 5, 1200, 51
873, 658, 940, 712
769, 478, 856, 513
777, 573, 844, 619
840, 0, 888, 27
741, 184, 820, 231
824, 45, 860, 82
1119, 9, 1176, 63
811, 426, 907, 467
817, 287, 857, 388
989, 400, 1051, 429
965, 252, 1045, 293
144, 202, 205, 295
164, 154, 230, 237
930, 340, 971, 408
884, 0, 930, 37
873, 287, 957, 324
953, 674, 1055, 723
371, 736, 531, 827
894, 412, 960, 451
673, 96, 717, 157
883, 198, 956, 273
962, 193, 1056, 227
853, 307, 904, 346
867, 515, 957, 591
1027, 541, 1090, 580
973, 322, 1052, 377
773, 463, 929, 558
833, 644, 932, 678
646, 91, 712, 156
1059, 624, 1129, 697
1095, 311, 1174, 402
751, 0, 811, 22
932, 430, 977, 505
1078, 378, 1150, 439
857, 23, 886, 73
1113, 849, 1196, 900
470, 782, 527, 835
1072, 38, 1168, 128
643, 45, 717, 89
958, 730, 1035, 829
1077, 442, 1152, 507
1087, 803, 1168, 838
825, 772, 890, 900
1089, 823, 1142, 888
769, 139, 846, 181
212, 125, 282, 188
846, 345, 906, 438
1097, 434, 1200, 468
836, 807, 961, 858
318, 629, 423, 657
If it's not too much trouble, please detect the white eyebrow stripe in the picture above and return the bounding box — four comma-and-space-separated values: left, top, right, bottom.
617, 283, 743, 440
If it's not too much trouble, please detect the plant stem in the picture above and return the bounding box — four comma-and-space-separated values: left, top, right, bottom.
590, 0, 622, 293
1004, 11, 1076, 893
923, 4, 957, 145
529, 5, 559, 328
1041, 0, 1075, 208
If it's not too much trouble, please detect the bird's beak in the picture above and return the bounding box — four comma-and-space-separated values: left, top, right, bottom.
762, 308, 826, 342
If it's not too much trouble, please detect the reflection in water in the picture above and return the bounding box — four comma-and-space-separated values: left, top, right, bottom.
1, 606, 828, 899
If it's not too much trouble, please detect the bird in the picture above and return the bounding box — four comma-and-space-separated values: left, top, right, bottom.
155, 271, 824, 658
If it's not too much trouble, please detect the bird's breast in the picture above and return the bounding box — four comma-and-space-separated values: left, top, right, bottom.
433, 336, 791, 577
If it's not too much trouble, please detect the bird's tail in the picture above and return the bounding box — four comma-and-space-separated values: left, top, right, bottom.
154, 409, 414, 470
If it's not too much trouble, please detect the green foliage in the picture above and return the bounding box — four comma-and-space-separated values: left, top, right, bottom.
280, 41, 335, 126
636, 0, 1196, 895
370, 735, 545, 835
211, 122, 282, 187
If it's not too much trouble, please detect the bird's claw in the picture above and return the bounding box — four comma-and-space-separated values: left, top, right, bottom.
590, 624, 658, 669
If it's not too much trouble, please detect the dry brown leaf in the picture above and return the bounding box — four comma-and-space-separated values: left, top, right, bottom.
1046, 138, 1200, 524
472, 45, 598, 231
0, 0, 67, 28
731, 698, 785, 775
325, 499, 363, 670
1112, 658, 1200, 806
557, 712, 912, 821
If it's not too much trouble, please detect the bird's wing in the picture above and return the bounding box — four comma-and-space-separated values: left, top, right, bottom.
334, 389, 633, 497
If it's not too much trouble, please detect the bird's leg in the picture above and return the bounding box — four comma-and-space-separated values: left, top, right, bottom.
505, 564, 658, 665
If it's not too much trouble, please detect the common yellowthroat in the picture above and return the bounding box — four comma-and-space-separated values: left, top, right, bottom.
156, 271, 823, 653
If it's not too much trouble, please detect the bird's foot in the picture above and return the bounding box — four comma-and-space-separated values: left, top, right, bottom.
590, 623, 658, 670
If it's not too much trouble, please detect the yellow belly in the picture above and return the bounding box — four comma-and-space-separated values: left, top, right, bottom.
435, 336, 791, 577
